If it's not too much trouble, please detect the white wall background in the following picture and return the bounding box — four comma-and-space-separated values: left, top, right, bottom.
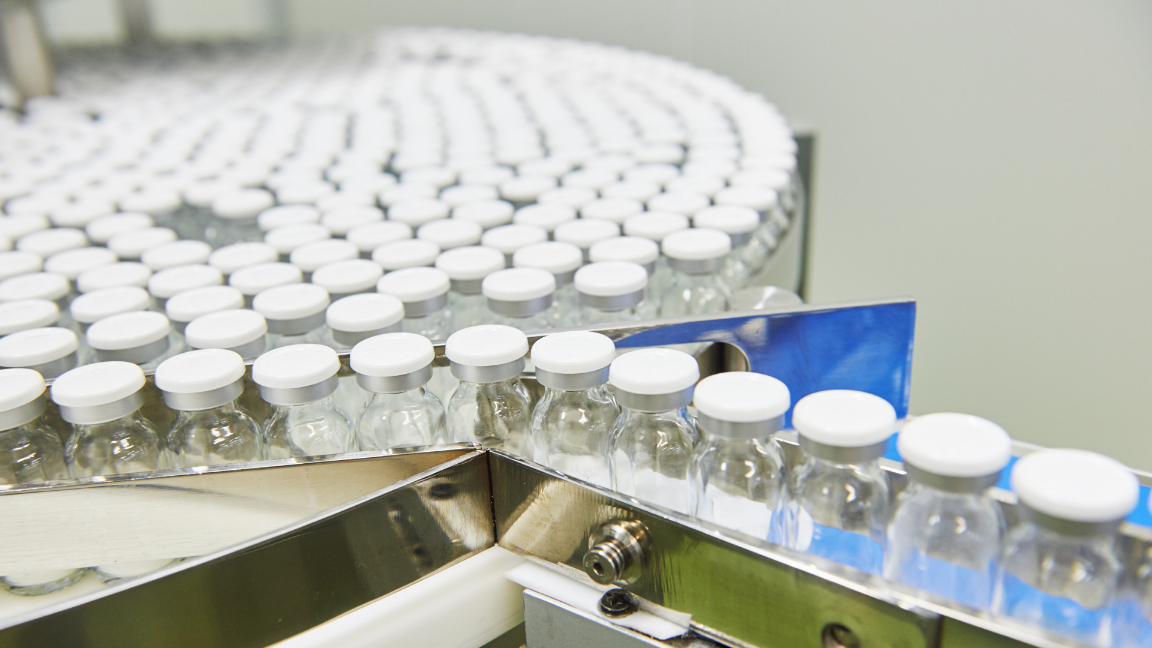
37, 1, 1152, 468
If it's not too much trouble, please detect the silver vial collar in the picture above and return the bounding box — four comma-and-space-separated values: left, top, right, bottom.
1020, 505, 1124, 538
579, 289, 643, 312
450, 278, 483, 295
20, 351, 78, 380
94, 337, 170, 365
402, 293, 448, 318
696, 412, 782, 440
161, 378, 244, 412
172, 319, 190, 335
265, 311, 326, 335
615, 385, 694, 413
258, 373, 339, 406
902, 462, 1001, 494
667, 257, 722, 274
798, 435, 888, 464
225, 335, 267, 360
58, 390, 144, 425
552, 270, 576, 286
728, 232, 752, 247
487, 293, 552, 318
0, 392, 47, 432
332, 322, 403, 348
535, 365, 610, 391
356, 363, 434, 394
450, 357, 525, 384
640, 261, 656, 277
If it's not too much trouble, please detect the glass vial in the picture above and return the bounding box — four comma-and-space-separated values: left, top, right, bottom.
211, 188, 274, 247
253, 282, 332, 349
659, 228, 732, 317
351, 332, 446, 450
253, 344, 356, 458
185, 308, 269, 360
529, 331, 618, 488
324, 293, 405, 420
690, 372, 789, 540
155, 349, 264, 468
553, 218, 620, 263
70, 286, 151, 364
481, 224, 548, 267
884, 413, 1012, 610
288, 239, 359, 282
993, 449, 1138, 646
694, 205, 770, 290
781, 390, 895, 575
513, 241, 583, 328
376, 266, 453, 342
444, 325, 532, 454
86, 310, 177, 372
435, 245, 506, 331
574, 261, 653, 326
0, 298, 59, 339
482, 267, 556, 332
165, 284, 247, 351
311, 259, 383, 301
608, 348, 699, 514
0, 326, 80, 379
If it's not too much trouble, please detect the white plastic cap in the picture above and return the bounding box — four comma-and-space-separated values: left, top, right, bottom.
253, 283, 330, 321
86, 212, 153, 244
601, 181, 662, 203
316, 191, 375, 213
208, 242, 279, 275
480, 224, 548, 256
435, 246, 505, 281
575, 261, 648, 297
694, 205, 760, 235
185, 309, 267, 350
792, 390, 897, 448
229, 262, 303, 297
380, 183, 438, 207
50, 200, 116, 228
417, 219, 483, 250
377, 267, 451, 302
452, 200, 514, 229
155, 349, 245, 394
0, 251, 43, 281
50, 361, 144, 409
276, 180, 335, 205
258, 204, 320, 232
118, 187, 180, 215
554, 219, 621, 251
609, 349, 699, 395
252, 344, 340, 389
441, 184, 499, 207
289, 239, 358, 273
183, 179, 242, 208
513, 204, 577, 232
898, 413, 1012, 478
446, 325, 528, 367
499, 175, 556, 202
388, 199, 450, 227
327, 293, 404, 333
264, 223, 332, 255
589, 236, 659, 266
70, 287, 150, 324
0, 272, 69, 302
147, 264, 224, 299
165, 285, 245, 324
141, 240, 213, 271
351, 333, 435, 377
561, 168, 618, 190
107, 227, 177, 260
482, 268, 555, 302
531, 331, 616, 375
623, 211, 690, 242
77, 262, 153, 293
312, 259, 384, 295
662, 228, 732, 261
512, 242, 583, 275
87, 311, 170, 351
459, 165, 515, 186
579, 198, 644, 224
0, 299, 58, 335
0, 215, 49, 241
346, 221, 412, 253
43, 247, 118, 280
0, 327, 78, 367
714, 186, 778, 213
401, 167, 456, 189
694, 372, 790, 422
213, 188, 275, 219
0, 368, 45, 413
372, 239, 441, 270
648, 192, 712, 217
1012, 449, 1139, 523
17, 228, 89, 257
321, 206, 384, 236
666, 175, 726, 197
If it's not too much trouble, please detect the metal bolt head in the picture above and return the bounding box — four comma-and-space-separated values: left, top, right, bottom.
599, 588, 640, 618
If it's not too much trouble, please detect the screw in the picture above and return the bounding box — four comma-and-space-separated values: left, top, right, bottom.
821, 623, 861, 648
599, 588, 640, 618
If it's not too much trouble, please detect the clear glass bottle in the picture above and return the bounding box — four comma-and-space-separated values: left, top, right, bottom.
481, 223, 548, 267
228, 261, 303, 307
452, 199, 515, 231
211, 188, 274, 247
0, 298, 59, 339
76, 261, 154, 299
690, 372, 789, 539
323, 293, 405, 420
884, 413, 1012, 610
417, 218, 483, 252
140, 239, 213, 273
184, 308, 269, 360
371, 238, 441, 273
377, 266, 453, 341
165, 285, 247, 352
0, 271, 73, 330
288, 239, 359, 282
608, 348, 699, 514
512, 203, 578, 237
351, 332, 446, 450
530, 331, 618, 488
993, 449, 1138, 646
107, 227, 177, 262
0, 368, 83, 595
207, 242, 280, 277
482, 267, 556, 332
146, 263, 223, 316
554, 218, 620, 263
714, 185, 789, 243
659, 228, 732, 317
435, 245, 506, 331
694, 205, 770, 290
253, 344, 356, 458
86, 310, 177, 372
589, 235, 661, 302
311, 259, 383, 302
512, 241, 583, 328
346, 221, 413, 260
1134, 504, 1152, 648
780, 390, 895, 575
445, 325, 532, 455
574, 261, 654, 326
253, 282, 332, 349
43, 246, 117, 296
71, 286, 151, 364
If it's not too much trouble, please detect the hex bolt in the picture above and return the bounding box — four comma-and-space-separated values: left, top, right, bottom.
599, 588, 640, 618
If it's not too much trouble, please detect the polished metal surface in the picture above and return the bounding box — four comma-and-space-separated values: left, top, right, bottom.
583, 520, 651, 586
0, 0, 55, 103
726, 286, 803, 313
524, 590, 723, 648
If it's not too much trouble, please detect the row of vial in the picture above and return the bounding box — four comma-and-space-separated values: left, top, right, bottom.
2, 324, 1151, 646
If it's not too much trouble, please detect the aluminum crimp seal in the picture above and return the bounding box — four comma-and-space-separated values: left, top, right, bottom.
258, 374, 339, 406
450, 357, 525, 384
0, 392, 47, 432
1020, 504, 1124, 538
356, 363, 434, 394
552, 270, 576, 287
333, 322, 403, 348
579, 289, 643, 312
487, 294, 552, 318
798, 435, 889, 464
450, 278, 484, 295
666, 257, 722, 274
402, 293, 449, 318
25, 352, 78, 380
94, 337, 170, 365
58, 390, 144, 425
696, 412, 782, 439
223, 335, 267, 360
902, 462, 1001, 494
265, 311, 326, 336
535, 365, 610, 391
614, 385, 694, 413
161, 378, 245, 412
728, 232, 752, 247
